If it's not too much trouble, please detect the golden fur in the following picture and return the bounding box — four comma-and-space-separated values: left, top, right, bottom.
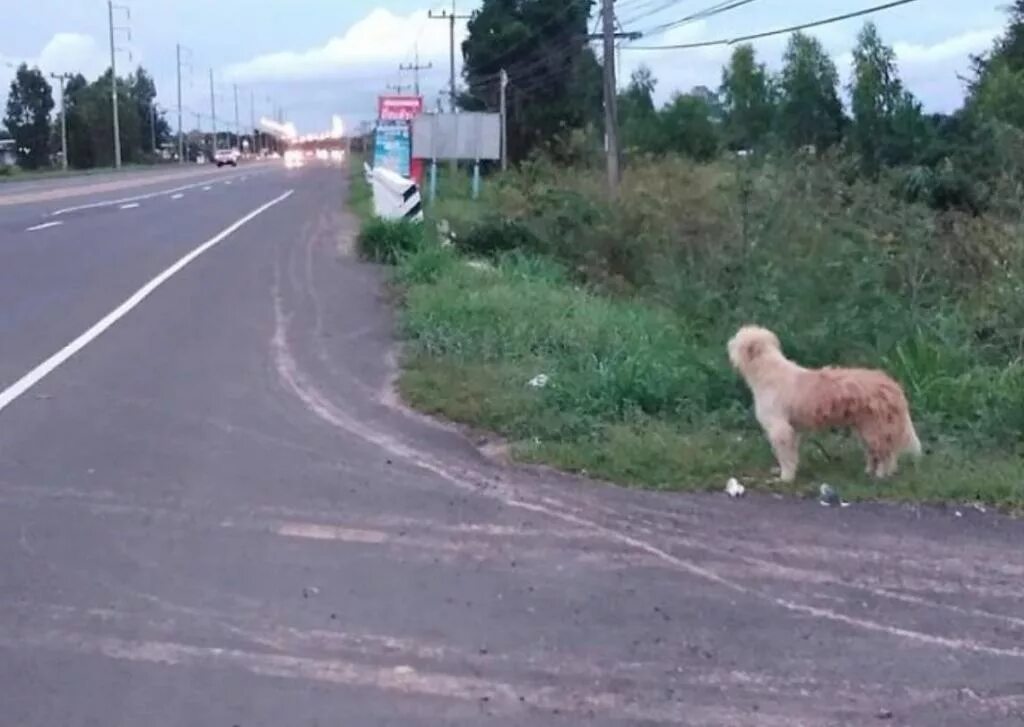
728, 325, 922, 481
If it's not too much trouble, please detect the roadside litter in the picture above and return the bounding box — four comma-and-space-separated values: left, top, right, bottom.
819, 483, 850, 507
725, 478, 746, 497
527, 374, 549, 388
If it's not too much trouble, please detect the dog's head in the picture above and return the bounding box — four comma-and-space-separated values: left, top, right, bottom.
727, 325, 781, 374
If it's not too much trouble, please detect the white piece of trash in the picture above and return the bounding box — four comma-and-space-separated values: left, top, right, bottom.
725, 478, 746, 497
527, 374, 549, 388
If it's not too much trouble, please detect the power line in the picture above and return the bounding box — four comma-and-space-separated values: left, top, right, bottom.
625, 0, 922, 50
637, 0, 759, 37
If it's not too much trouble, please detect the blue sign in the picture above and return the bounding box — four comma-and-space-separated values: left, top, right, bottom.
374, 121, 411, 178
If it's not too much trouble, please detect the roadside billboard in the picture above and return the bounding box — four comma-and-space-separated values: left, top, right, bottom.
376, 95, 424, 182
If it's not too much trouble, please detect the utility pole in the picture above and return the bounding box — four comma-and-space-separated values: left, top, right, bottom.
50, 72, 72, 171
399, 46, 432, 97
209, 68, 217, 154
233, 83, 240, 150
107, 1, 131, 168
176, 43, 192, 164
250, 89, 258, 155
150, 103, 157, 154
428, 2, 470, 112
499, 69, 509, 172
601, 0, 619, 196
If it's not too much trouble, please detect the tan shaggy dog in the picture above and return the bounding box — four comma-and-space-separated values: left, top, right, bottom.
728, 325, 922, 482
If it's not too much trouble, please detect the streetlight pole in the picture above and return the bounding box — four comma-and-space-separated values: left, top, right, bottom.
50, 72, 72, 171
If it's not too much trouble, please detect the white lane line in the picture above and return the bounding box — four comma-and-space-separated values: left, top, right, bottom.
170, 193, 184, 200
26, 221, 65, 232
50, 172, 253, 216
224, 180, 233, 185
0, 190, 294, 416
202, 186, 212, 191
119, 203, 140, 210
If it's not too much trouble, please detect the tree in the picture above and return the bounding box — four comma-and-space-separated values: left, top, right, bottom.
618, 66, 661, 153
658, 91, 720, 161
720, 44, 775, 150
3, 64, 55, 169
777, 33, 844, 152
969, 1, 1024, 127
461, 0, 601, 163
849, 22, 925, 174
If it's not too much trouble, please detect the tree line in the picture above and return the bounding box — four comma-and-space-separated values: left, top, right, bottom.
459, 0, 1024, 212
2, 63, 171, 170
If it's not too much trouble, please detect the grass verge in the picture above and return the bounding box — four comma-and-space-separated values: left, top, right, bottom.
394, 249, 1023, 510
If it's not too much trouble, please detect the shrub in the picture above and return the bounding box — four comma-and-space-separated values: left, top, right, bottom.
457, 215, 542, 258
357, 218, 424, 264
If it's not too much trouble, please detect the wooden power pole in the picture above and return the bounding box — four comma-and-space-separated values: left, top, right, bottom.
601, 0, 620, 197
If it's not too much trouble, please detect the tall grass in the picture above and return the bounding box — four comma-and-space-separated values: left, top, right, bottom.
386, 150, 1024, 506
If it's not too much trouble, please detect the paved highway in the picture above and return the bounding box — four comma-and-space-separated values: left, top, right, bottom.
0, 160, 1021, 725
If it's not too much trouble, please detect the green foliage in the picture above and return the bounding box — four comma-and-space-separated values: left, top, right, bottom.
720, 44, 775, 150
461, 0, 601, 163
658, 93, 720, 161
4, 64, 54, 169
392, 156, 1024, 502
458, 215, 542, 258
849, 22, 923, 175
778, 33, 845, 151
357, 219, 426, 264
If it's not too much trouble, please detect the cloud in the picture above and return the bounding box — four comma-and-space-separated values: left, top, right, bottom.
225, 7, 465, 83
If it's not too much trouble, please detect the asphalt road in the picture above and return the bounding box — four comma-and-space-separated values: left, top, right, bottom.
0, 160, 1021, 726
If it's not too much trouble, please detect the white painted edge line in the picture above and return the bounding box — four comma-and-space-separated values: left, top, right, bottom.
119, 202, 140, 210
26, 221, 64, 232
170, 193, 184, 200
0, 190, 294, 416
49, 171, 253, 216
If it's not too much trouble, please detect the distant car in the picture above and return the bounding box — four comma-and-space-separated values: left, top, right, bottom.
214, 148, 240, 167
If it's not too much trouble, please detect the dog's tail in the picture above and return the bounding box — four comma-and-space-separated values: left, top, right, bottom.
903, 416, 923, 459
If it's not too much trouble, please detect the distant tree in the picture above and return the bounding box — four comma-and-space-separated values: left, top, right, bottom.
849, 22, 926, 174
619, 66, 661, 153
3, 64, 55, 168
461, 0, 601, 163
720, 44, 775, 150
777, 33, 844, 151
658, 91, 720, 161
969, 0, 1024, 127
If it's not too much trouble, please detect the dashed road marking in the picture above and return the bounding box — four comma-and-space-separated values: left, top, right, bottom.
0, 190, 294, 416
202, 186, 212, 191
171, 193, 184, 200
119, 203, 140, 210
26, 221, 64, 232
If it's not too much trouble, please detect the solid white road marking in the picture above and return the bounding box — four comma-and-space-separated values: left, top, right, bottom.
26, 221, 64, 232
170, 193, 184, 200
0, 190, 294, 416
119, 203, 140, 210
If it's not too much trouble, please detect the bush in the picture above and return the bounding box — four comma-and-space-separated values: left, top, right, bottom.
458, 215, 542, 258
357, 218, 425, 264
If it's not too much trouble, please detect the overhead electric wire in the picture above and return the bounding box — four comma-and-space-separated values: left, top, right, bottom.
625, 0, 922, 50
637, 0, 759, 37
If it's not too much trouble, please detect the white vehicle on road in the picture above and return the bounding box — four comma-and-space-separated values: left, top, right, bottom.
213, 148, 240, 167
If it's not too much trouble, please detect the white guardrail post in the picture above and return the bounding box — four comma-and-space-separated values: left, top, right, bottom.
366, 165, 423, 223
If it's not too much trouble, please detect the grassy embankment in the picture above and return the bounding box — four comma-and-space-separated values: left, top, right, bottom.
350, 154, 1024, 509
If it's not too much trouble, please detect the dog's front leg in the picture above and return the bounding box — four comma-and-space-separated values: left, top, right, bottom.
765, 420, 800, 482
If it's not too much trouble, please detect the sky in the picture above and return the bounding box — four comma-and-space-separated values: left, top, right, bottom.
0, 1, 1010, 135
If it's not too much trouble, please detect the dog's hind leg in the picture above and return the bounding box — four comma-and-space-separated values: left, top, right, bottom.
766, 420, 800, 482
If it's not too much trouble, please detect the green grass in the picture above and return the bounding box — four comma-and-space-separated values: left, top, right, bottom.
351, 151, 1024, 510
394, 247, 1024, 510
